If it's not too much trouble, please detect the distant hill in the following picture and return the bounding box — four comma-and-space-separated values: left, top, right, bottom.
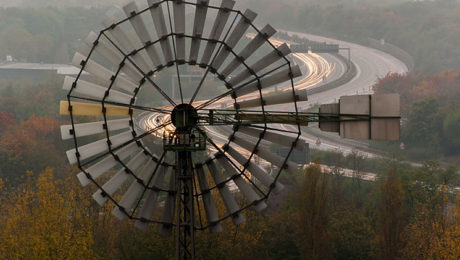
0, 0, 412, 9
0, 0, 125, 8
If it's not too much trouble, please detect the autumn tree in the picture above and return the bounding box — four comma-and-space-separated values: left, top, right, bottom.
0, 111, 15, 133
0, 168, 96, 259
401, 194, 460, 259
375, 168, 405, 260
296, 163, 331, 259
373, 73, 414, 115
0, 115, 66, 179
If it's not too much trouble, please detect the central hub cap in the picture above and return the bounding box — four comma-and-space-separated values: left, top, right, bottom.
171, 104, 198, 132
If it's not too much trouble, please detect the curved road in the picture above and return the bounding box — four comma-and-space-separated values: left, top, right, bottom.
284, 31, 408, 157
140, 31, 409, 160
289, 31, 408, 107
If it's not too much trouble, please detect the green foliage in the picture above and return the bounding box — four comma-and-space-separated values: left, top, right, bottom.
310, 149, 400, 174
403, 99, 444, 158
330, 209, 375, 260
373, 70, 460, 160
0, 7, 105, 63
442, 109, 460, 154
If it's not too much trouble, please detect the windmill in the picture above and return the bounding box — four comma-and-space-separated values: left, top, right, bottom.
59, 0, 400, 259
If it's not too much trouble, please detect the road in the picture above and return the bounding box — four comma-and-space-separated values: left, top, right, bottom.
288, 31, 408, 107
139, 31, 409, 164
283, 31, 408, 158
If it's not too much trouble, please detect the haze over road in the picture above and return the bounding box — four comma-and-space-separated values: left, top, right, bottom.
287, 31, 408, 107
139, 30, 409, 162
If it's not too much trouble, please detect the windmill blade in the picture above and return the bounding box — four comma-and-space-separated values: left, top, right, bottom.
236, 89, 308, 109
147, 0, 174, 66
233, 65, 302, 98
63, 76, 133, 104
66, 130, 135, 165
206, 160, 245, 225
72, 51, 138, 93
220, 24, 277, 78
112, 159, 159, 220
216, 156, 267, 212
173, 0, 186, 63
189, 0, 209, 64
230, 133, 298, 175
76, 142, 141, 186
225, 145, 284, 194
61, 0, 305, 238
80, 32, 145, 83
227, 44, 291, 88
195, 165, 222, 233
59, 101, 131, 117
199, 0, 235, 66
134, 166, 169, 230
93, 150, 150, 206
102, 7, 154, 71
237, 126, 305, 151
159, 168, 176, 235
61, 118, 131, 140
122, 1, 163, 68
210, 9, 257, 72
77, 39, 175, 106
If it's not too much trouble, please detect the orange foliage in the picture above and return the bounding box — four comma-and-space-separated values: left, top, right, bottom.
373, 73, 414, 115
374, 70, 460, 115
382, 11, 404, 25
411, 70, 460, 104
0, 115, 62, 172
401, 195, 460, 259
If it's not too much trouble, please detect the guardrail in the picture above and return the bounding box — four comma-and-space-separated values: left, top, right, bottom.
367, 38, 414, 73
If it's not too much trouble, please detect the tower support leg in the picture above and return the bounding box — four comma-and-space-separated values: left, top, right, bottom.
175, 151, 195, 260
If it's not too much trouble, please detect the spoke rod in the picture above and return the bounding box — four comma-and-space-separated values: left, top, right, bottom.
196, 63, 287, 110
166, 0, 184, 104
130, 149, 168, 217
78, 121, 171, 168
101, 32, 177, 107
189, 11, 239, 104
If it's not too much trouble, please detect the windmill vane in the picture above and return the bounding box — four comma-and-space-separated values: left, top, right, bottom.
59, 0, 400, 259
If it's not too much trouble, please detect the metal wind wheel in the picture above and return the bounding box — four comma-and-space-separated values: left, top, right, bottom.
60, 0, 306, 257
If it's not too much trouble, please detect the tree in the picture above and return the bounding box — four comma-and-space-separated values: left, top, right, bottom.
330, 209, 375, 260
373, 73, 414, 115
0, 168, 96, 259
402, 98, 444, 159
296, 163, 331, 259
376, 168, 405, 260
442, 108, 460, 155
401, 194, 460, 259
0, 115, 66, 179
0, 111, 15, 132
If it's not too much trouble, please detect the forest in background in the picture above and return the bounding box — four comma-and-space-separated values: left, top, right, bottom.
243, 0, 460, 71
1, 0, 460, 70
0, 0, 459, 259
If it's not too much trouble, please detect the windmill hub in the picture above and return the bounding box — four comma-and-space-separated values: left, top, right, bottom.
171, 103, 198, 132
